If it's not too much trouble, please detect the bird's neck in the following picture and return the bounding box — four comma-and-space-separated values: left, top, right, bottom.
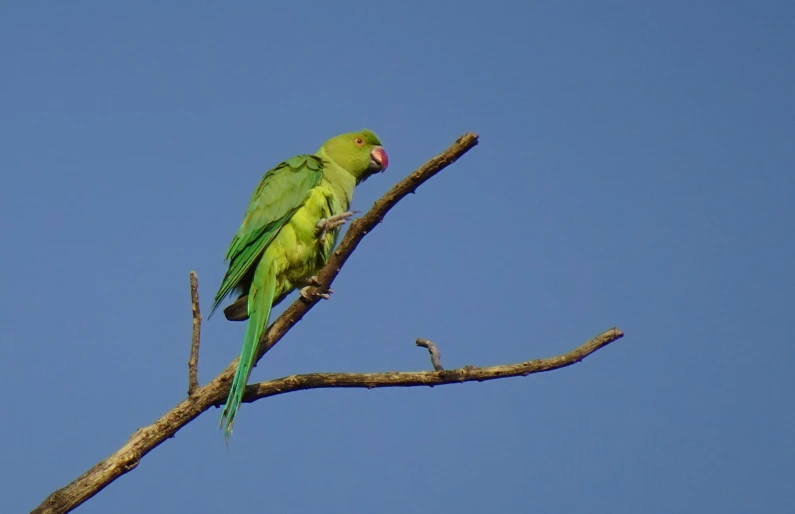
315, 148, 356, 211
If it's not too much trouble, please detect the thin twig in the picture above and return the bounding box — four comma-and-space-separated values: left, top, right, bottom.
245, 328, 623, 399
31, 132, 490, 514
416, 338, 444, 371
188, 271, 202, 396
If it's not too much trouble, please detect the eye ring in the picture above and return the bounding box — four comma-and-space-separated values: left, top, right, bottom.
354, 137, 365, 147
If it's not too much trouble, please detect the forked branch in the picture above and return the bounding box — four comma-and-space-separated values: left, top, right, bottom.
32, 132, 481, 514
31, 133, 626, 514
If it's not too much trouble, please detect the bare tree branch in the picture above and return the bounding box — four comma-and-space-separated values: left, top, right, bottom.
245, 328, 623, 400
31, 132, 481, 514
188, 271, 202, 396
416, 338, 444, 371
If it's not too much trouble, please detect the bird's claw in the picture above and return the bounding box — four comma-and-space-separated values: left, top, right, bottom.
315, 211, 358, 241
300, 286, 331, 302
299, 276, 333, 302
305, 275, 323, 287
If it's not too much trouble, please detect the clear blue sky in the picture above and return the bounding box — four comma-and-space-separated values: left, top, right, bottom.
2, 2, 793, 513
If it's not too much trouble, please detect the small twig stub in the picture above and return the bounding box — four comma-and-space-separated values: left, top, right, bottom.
416, 338, 444, 371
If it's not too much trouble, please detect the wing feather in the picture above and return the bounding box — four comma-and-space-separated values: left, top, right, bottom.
209, 155, 323, 317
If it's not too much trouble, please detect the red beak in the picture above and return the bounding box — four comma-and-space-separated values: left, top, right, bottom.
370, 146, 388, 171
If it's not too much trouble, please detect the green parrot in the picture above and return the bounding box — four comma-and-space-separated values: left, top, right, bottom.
210, 129, 388, 440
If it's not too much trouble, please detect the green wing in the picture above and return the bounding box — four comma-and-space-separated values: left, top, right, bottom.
209, 155, 323, 317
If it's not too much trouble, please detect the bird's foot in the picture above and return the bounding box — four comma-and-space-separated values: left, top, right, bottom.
315, 211, 357, 242
300, 286, 331, 302
299, 276, 333, 302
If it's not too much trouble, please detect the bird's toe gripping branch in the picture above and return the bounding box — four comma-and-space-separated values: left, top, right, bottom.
298, 275, 333, 302
315, 211, 357, 242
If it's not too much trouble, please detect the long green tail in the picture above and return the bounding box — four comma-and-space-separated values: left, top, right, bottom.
220, 260, 276, 442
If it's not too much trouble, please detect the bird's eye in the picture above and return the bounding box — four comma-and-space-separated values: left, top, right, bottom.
354, 137, 365, 147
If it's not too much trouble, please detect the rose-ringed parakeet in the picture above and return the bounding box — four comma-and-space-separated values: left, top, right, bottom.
210, 129, 388, 441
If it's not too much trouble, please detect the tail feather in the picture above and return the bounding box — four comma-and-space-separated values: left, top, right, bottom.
220, 260, 276, 443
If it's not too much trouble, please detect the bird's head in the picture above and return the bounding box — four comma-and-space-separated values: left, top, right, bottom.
322, 129, 388, 183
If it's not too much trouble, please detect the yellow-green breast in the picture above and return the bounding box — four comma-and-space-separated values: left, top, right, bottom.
263, 182, 342, 300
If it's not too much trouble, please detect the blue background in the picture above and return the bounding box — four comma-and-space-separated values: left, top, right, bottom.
2, 2, 794, 513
